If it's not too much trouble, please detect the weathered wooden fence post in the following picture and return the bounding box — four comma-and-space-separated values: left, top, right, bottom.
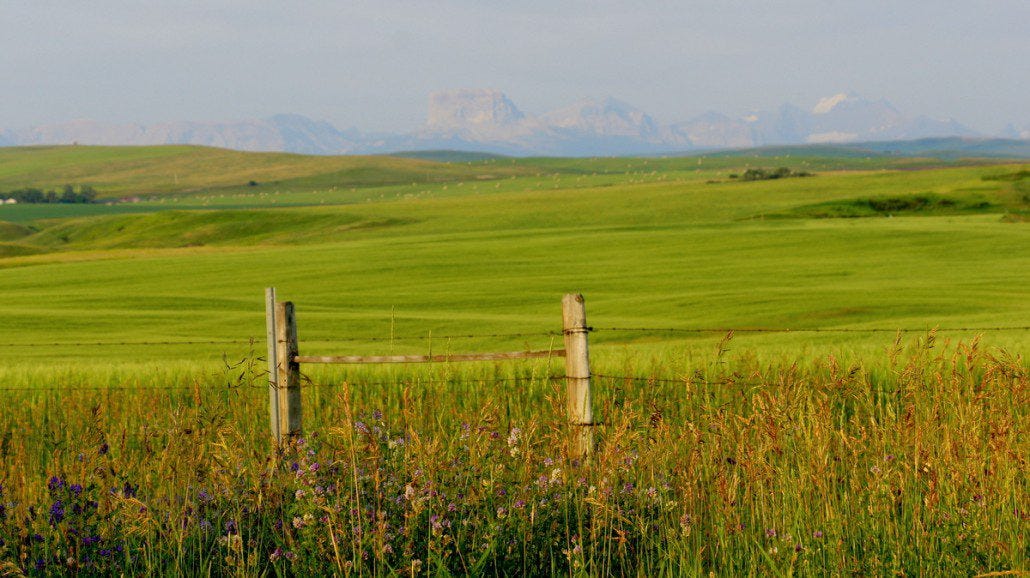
267, 288, 302, 444
275, 300, 303, 439
265, 287, 281, 443
562, 293, 594, 461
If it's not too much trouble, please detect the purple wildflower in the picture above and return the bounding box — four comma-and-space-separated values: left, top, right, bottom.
813, 530, 824, 539
373, 409, 383, 420
270, 547, 283, 562
225, 520, 238, 535
70, 484, 83, 496
123, 482, 138, 498
48, 476, 64, 491
766, 528, 777, 538
49, 500, 65, 525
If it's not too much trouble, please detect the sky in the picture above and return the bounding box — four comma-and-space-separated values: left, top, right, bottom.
3, 1, 1027, 133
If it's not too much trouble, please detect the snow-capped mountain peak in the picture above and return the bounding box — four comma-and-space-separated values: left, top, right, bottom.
813, 93, 853, 115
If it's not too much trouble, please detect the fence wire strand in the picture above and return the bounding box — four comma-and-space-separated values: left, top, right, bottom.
591, 326, 1030, 334
4, 324, 1025, 350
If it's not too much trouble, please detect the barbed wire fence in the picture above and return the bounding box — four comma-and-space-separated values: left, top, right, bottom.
1, 323, 1025, 394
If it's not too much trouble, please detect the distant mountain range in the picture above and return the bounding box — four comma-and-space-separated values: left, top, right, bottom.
2, 90, 1027, 157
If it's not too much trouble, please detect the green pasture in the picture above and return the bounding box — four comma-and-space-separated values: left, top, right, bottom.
0, 147, 1026, 382
0, 146, 1027, 575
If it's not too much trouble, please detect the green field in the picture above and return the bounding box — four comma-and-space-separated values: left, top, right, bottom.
0, 145, 1027, 576
0, 147, 1026, 370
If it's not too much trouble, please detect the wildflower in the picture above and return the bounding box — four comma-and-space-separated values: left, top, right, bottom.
270, 547, 283, 562
373, 409, 383, 420
447, 503, 457, 512
496, 507, 507, 519
198, 490, 212, 503
646, 487, 658, 499
355, 421, 369, 434
290, 462, 300, 473
292, 516, 306, 529
766, 528, 777, 538
99, 443, 109, 455
49, 500, 65, 525
514, 499, 527, 509
123, 482, 138, 498
813, 530, 824, 539
48, 476, 64, 492
284, 550, 296, 561
225, 520, 238, 535
35, 559, 45, 572
70, 484, 83, 496
295, 489, 306, 500
199, 519, 211, 532
308, 462, 319, 473
543, 457, 554, 466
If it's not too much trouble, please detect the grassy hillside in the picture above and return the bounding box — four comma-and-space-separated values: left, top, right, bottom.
0, 150, 1025, 375
0, 145, 531, 198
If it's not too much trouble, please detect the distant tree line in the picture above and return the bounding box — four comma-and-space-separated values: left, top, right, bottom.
730, 167, 814, 182
0, 184, 98, 204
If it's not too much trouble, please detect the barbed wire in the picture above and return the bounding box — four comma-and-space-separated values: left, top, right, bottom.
305, 331, 563, 343
0, 375, 568, 393
591, 326, 1030, 334
592, 373, 767, 387
3, 324, 1025, 350
0, 339, 259, 347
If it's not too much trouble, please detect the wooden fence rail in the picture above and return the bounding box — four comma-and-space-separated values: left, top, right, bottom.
265, 289, 594, 461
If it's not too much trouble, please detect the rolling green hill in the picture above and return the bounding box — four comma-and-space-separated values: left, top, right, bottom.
0, 145, 531, 198
0, 144, 1025, 378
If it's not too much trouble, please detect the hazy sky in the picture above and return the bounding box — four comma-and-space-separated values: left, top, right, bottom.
3, 1, 1027, 133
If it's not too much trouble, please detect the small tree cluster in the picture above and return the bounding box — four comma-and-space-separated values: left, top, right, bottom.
730, 167, 813, 182
0, 184, 98, 204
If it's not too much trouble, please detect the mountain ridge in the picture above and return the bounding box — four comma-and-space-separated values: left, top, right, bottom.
2, 90, 1024, 157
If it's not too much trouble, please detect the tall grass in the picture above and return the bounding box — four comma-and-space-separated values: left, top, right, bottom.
1, 334, 1025, 576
